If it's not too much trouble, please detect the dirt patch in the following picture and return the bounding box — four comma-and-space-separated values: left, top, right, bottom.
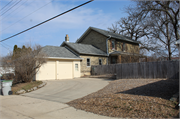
67, 78, 179, 118
11, 81, 43, 95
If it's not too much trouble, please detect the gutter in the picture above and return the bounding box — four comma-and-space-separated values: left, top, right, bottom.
106, 35, 111, 64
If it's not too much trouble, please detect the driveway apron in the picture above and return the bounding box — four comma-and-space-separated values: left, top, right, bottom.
22, 78, 110, 103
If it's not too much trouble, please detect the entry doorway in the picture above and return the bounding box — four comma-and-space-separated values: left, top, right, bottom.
111, 56, 117, 64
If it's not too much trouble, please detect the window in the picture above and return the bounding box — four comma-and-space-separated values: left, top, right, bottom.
87, 58, 90, 66
75, 64, 78, 71
99, 59, 102, 65
123, 43, 126, 51
111, 41, 115, 50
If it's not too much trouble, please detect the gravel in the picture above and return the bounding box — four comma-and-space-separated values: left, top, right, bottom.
67, 78, 179, 118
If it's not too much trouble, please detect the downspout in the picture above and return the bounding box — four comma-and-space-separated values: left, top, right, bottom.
106, 35, 111, 65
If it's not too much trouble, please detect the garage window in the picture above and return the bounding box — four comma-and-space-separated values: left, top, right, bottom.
75, 64, 78, 71
87, 58, 90, 66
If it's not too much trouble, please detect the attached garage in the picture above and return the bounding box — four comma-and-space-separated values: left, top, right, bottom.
36, 46, 82, 80
58, 61, 73, 79
38, 61, 56, 80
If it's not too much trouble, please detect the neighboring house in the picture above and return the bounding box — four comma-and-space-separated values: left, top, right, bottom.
37, 27, 141, 80
0, 61, 14, 77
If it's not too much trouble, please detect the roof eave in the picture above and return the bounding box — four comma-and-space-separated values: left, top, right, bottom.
79, 53, 108, 57
47, 57, 83, 60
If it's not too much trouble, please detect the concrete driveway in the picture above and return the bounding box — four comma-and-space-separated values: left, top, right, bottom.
0, 78, 121, 119
22, 78, 109, 103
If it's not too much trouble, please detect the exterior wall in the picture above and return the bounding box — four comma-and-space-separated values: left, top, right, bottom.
108, 38, 139, 54
36, 59, 81, 80
80, 55, 107, 76
78, 30, 107, 53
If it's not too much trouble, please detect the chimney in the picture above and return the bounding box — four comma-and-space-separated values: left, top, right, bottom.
65, 34, 69, 42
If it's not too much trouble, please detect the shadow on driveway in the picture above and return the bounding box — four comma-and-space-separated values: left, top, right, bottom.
116, 78, 179, 100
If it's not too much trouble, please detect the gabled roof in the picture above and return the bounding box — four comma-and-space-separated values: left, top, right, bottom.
40, 45, 81, 59
61, 42, 108, 56
76, 27, 139, 44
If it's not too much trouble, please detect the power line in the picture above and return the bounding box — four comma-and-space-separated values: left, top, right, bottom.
1, 0, 53, 32
0, 0, 94, 42
0, 0, 13, 11
0, 43, 11, 51
1, 42, 12, 48
1, 0, 29, 21
1, 0, 22, 16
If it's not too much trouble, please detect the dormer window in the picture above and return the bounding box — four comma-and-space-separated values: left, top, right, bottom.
111, 41, 115, 50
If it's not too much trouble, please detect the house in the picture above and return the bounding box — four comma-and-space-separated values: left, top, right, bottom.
0, 60, 14, 77
36, 27, 141, 80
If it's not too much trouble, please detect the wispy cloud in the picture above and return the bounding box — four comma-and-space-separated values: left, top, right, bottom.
0, 0, 119, 56
1, 0, 114, 34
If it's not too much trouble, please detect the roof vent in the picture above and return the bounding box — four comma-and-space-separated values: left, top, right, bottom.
65, 34, 69, 42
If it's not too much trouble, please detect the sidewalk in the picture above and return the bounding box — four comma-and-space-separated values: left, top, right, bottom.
0, 95, 120, 119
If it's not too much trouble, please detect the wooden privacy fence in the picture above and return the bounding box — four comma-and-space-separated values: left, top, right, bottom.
91, 61, 179, 79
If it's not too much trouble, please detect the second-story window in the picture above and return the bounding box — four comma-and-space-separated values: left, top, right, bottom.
123, 43, 126, 51
111, 41, 115, 50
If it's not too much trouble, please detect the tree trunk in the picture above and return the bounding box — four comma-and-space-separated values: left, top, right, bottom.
166, 22, 172, 60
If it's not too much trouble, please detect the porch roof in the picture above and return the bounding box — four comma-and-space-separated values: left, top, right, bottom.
109, 51, 142, 56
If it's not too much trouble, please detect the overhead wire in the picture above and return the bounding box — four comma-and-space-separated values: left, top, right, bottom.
1, 0, 53, 32
0, 0, 94, 42
0, 43, 11, 51
0, 0, 22, 16
1, 0, 29, 21
0, 0, 13, 11
1, 42, 12, 48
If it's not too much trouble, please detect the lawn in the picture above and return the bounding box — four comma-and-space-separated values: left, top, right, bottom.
11, 81, 43, 95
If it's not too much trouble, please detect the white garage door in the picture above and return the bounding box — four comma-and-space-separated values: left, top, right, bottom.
38, 61, 56, 80
57, 61, 73, 79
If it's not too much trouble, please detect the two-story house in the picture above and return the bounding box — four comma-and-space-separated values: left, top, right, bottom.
36, 27, 141, 80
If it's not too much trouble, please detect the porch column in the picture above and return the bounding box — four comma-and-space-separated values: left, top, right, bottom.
118, 55, 121, 64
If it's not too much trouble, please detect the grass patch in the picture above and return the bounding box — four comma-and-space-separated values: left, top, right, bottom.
11, 81, 43, 95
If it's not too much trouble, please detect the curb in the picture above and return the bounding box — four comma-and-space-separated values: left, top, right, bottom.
16, 81, 47, 95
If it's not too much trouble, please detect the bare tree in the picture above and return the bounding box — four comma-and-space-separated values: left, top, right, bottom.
1, 44, 47, 84
108, 1, 179, 60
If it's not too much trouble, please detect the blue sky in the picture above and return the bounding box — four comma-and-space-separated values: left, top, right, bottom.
0, 0, 135, 56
